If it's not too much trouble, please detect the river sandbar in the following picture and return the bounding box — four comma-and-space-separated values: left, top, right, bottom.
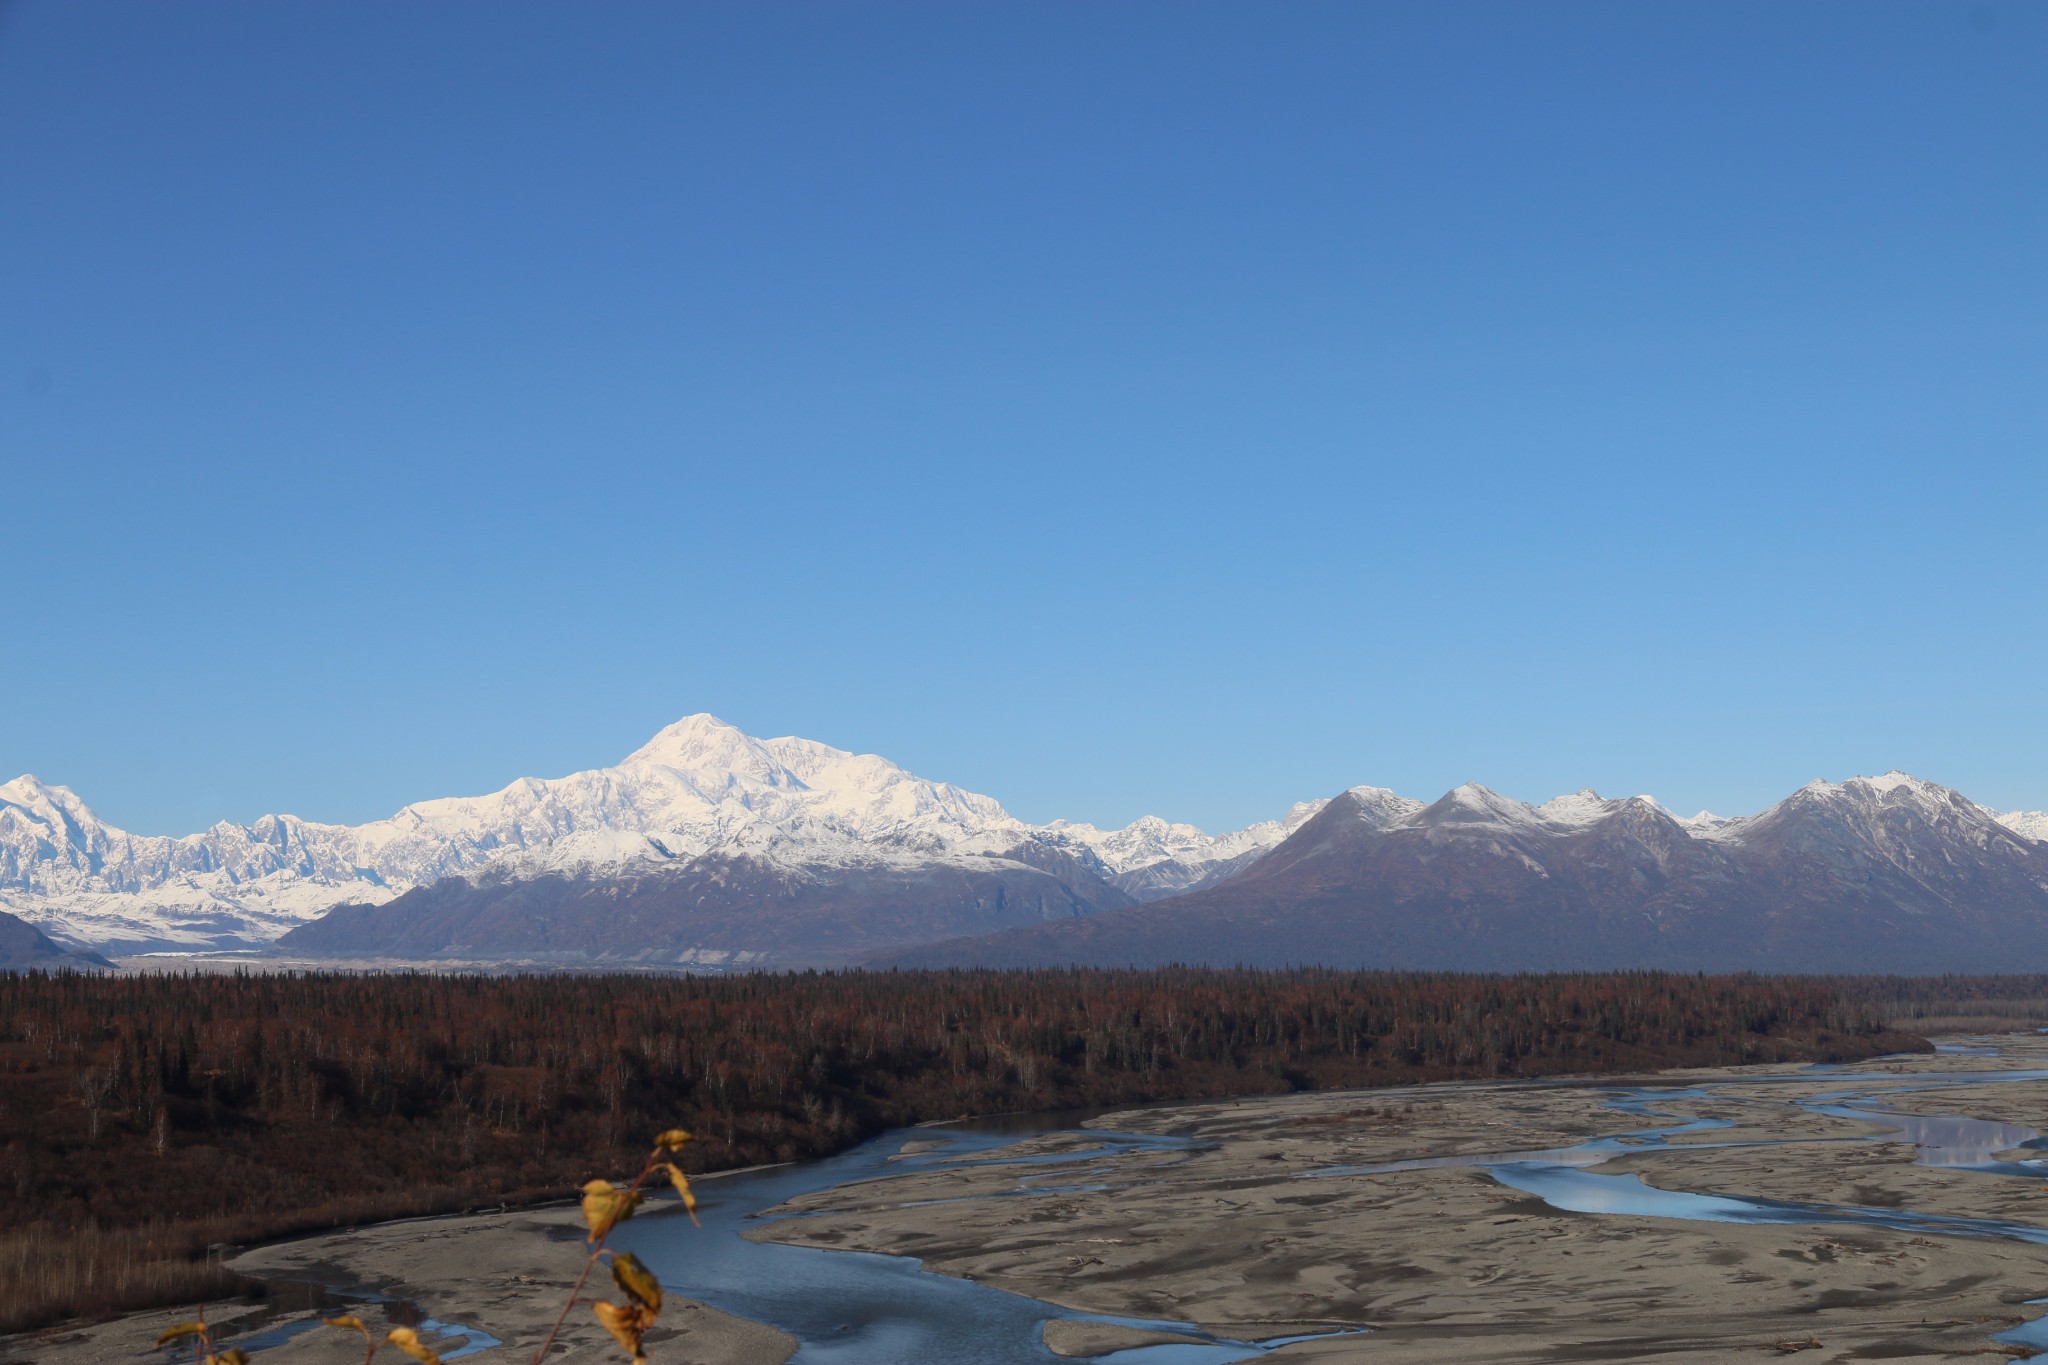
755, 1038, 2048, 1362
0, 1204, 794, 1365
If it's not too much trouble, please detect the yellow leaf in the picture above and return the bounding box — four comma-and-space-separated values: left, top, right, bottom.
322, 1316, 371, 1337
217, 1350, 251, 1365
581, 1178, 640, 1240
158, 1323, 208, 1347
652, 1128, 692, 1150
591, 1301, 654, 1365
660, 1162, 700, 1225
581, 1178, 617, 1236
610, 1251, 663, 1312
385, 1327, 441, 1365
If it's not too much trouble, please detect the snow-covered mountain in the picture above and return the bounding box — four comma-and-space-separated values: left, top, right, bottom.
11, 724, 2046, 968
1037, 803, 1328, 899
0, 715, 1315, 954
883, 771, 2048, 975
1993, 807, 2048, 843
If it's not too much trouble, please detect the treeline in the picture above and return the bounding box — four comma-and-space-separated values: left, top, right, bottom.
0, 967, 1917, 1331
1836, 974, 2048, 1034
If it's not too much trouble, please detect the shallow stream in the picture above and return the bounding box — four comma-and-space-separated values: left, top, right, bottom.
236, 1040, 2048, 1364
608, 1118, 1355, 1364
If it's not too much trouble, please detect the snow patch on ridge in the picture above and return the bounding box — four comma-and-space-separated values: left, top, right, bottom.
1536, 790, 1609, 829
1996, 810, 2048, 843
1343, 787, 1428, 829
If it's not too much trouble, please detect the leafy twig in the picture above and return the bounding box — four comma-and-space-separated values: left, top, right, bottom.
529, 1129, 696, 1365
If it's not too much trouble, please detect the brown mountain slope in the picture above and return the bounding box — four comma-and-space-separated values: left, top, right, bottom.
876, 777, 2048, 973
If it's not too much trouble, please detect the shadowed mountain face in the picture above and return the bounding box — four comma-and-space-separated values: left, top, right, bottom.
877, 776, 2048, 974
276, 843, 1135, 965
0, 908, 111, 971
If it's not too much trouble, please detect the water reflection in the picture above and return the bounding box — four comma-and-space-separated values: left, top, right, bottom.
618, 1122, 1364, 1364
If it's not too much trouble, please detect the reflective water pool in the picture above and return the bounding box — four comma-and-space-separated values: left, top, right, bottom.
614, 1120, 1361, 1364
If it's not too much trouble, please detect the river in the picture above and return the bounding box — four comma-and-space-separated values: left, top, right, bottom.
239, 1038, 2048, 1363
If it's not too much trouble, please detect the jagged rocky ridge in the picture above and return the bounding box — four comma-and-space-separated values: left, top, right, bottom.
0, 716, 1321, 956
879, 773, 2048, 974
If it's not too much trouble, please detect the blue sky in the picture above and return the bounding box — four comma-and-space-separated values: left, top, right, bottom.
2, 1, 2044, 835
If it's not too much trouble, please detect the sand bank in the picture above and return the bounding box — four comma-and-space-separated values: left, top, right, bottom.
755, 1038, 2048, 1362
0, 1203, 794, 1365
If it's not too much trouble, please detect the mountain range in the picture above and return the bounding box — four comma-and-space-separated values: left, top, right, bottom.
6, 715, 2047, 973
881, 774, 2048, 973
0, 715, 1319, 959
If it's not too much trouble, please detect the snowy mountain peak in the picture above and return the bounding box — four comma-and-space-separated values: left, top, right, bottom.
1535, 789, 1615, 828
2, 715, 1315, 952
1722, 770, 2033, 868
1423, 782, 1542, 827
1999, 810, 2048, 843
1, 774, 93, 820
0, 774, 46, 803
1340, 786, 1427, 829
1792, 771, 1957, 806
620, 714, 796, 784
1855, 770, 1937, 794
1532, 790, 1669, 831
1778, 773, 2013, 836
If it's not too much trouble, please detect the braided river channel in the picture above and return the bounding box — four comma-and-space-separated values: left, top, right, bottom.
235, 1034, 2048, 1364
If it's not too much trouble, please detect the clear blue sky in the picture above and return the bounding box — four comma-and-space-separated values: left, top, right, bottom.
3, 1, 2044, 835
